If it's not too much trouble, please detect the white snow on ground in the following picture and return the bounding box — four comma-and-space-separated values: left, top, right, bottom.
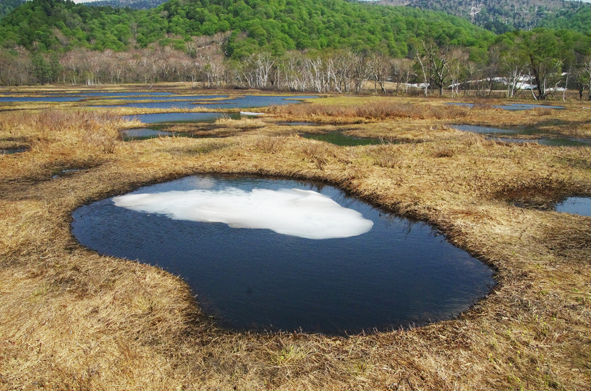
113, 187, 374, 239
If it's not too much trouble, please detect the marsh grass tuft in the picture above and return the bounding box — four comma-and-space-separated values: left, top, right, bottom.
253, 135, 287, 154
214, 117, 266, 129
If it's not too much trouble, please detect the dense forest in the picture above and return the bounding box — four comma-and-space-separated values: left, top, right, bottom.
538, 5, 591, 34
378, 0, 590, 34
82, 0, 591, 35
85, 0, 167, 9
0, 0, 494, 56
1, 0, 591, 101
0, 0, 26, 19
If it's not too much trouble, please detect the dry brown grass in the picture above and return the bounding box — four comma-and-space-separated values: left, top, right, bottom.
214, 117, 266, 129
268, 101, 471, 123
1, 94, 590, 390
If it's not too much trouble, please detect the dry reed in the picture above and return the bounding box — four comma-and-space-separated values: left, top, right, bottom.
268, 101, 471, 122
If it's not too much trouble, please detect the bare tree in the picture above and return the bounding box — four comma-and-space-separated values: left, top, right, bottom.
416, 40, 455, 96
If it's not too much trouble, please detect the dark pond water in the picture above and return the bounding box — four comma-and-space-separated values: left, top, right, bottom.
555, 197, 591, 217
453, 125, 591, 147
304, 132, 384, 146
278, 122, 320, 126
0, 93, 315, 109
123, 112, 236, 124
113, 95, 317, 110
81, 92, 175, 97
0, 96, 83, 102
0, 92, 178, 103
453, 125, 521, 134
95, 95, 228, 108
447, 102, 564, 111
0, 147, 27, 154
71, 175, 494, 334
121, 128, 177, 140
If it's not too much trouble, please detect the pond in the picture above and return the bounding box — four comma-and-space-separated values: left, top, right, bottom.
0, 93, 316, 109
453, 125, 591, 147
0, 92, 217, 103
278, 122, 320, 126
121, 128, 177, 140
0, 96, 84, 102
72, 175, 495, 334
108, 95, 317, 110
447, 102, 564, 111
0, 147, 27, 154
304, 132, 384, 146
555, 197, 591, 217
123, 112, 236, 124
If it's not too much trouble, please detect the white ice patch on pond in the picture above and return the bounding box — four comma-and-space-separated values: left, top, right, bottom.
113, 188, 373, 239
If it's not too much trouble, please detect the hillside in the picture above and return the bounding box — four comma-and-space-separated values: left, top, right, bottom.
85, 0, 166, 10
538, 5, 591, 34
377, 0, 588, 33
0, 0, 26, 19
0, 0, 495, 57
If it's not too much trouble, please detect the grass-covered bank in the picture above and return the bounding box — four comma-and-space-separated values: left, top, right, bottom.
1, 94, 590, 390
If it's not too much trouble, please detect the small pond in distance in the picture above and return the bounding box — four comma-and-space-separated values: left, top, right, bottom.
555, 197, 591, 217
1, 147, 27, 154
123, 112, 235, 124
106, 95, 317, 110
121, 128, 177, 140
72, 175, 494, 334
278, 122, 320, 126
453, 125, 591, 147
447, 103, 564, 111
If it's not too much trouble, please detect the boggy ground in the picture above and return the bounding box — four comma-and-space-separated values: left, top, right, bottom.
0, 92, 590, 390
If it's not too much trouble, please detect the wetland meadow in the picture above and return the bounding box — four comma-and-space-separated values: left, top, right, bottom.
0, 85, 590, 390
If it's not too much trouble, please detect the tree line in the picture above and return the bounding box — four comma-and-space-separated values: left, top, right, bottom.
2, 28, 591, 100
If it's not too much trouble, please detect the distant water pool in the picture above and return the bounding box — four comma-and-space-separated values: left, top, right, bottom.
114, 95, 317, 110
0, 93, 316, 109
72, 175, 495, 334
123, 112, 232, 124
555, 197, 591, 217
0, 147, 27, 154
453, 125, 591, 147
447, 102, 564, 111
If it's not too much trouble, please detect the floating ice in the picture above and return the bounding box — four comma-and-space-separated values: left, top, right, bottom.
113, 188, 373, 239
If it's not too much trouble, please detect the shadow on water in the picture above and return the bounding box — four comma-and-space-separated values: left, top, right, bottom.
72, 175, 495, 335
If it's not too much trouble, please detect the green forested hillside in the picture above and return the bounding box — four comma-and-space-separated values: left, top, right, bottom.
0, 0, 494, 57
378, 0, 589, 34
539, 6, 591, 34
0, 0, 26, 19
85, 0, 167, 9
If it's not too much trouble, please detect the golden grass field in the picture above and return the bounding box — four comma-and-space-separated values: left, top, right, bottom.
0, 86, 590, 390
